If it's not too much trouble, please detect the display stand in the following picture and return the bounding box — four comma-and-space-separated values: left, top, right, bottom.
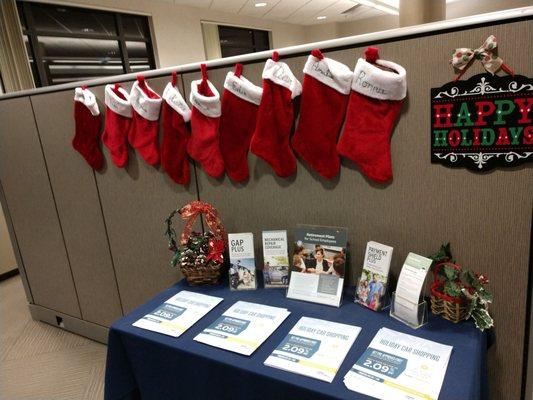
389, 292, 428, 329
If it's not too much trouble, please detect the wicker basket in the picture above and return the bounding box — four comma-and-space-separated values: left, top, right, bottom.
165, 201, 227, 286
430, 262, 470, 323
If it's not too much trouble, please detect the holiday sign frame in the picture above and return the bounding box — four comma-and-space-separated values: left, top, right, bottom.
430, 73, 532, 171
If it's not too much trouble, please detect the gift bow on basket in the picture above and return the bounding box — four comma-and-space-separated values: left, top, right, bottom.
178, 201, 227, 262
450, 35, 514, 81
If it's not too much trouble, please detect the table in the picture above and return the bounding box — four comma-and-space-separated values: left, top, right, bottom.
105, 279, 488, 400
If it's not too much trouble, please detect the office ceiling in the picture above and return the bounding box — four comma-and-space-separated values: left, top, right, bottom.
169, 0, 394, 25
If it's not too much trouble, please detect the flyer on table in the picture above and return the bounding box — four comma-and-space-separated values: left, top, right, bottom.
194, 301, 290, 356
344, 327, 453, 400
132, 290, 223, 337
265, 317, 361, 383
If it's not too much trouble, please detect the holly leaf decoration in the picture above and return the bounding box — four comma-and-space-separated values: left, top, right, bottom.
470, 306, 494, 331
443, 265, 459, 281
463, 269, 483, 291
430, 242, 453, 263
478, 289, 493, 303
444, 281, 462, 297
170, 251, 181, 268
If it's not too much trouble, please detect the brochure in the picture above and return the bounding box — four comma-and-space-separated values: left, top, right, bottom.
286, 273, 344, 307
265, 317, 361, 383
287, 225, 347, 307
262, 230, 290, 288
356, 241, 393, 311
344, 327, 453, 400
228, 233, 257, 290
194, 301, 290, 356
132, 291, 223, 337
392, 253, 432, 325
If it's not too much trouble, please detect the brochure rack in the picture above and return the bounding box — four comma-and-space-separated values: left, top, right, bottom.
390, 292, 428, 329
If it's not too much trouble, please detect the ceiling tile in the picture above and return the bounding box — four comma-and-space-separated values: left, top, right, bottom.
285, 0, 346, 25
262, 0, 310, 20
173, 0, 213, 8
238, 0, 279, 18
210, 0, 248, 13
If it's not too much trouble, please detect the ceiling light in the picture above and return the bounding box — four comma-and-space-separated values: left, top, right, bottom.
316, 15, 327, 20
255, 2, 267, 7
356, 0, 399, 15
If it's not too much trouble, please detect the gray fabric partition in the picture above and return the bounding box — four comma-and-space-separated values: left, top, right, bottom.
0, 96, 80, 317
31, 91, 123, 326
0, 15, 531, 400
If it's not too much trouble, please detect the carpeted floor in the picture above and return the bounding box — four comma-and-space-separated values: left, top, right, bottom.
0, 275, 106, 399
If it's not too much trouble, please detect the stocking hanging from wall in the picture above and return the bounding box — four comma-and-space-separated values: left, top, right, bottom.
129, 75, 162, 166
219, 63, 262, 182
161, 71, 191, 185
73, 86, 104, 171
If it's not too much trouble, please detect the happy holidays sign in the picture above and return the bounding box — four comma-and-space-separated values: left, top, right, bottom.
431, 73, 532, 171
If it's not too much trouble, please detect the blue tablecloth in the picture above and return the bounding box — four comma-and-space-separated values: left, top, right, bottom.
105, 280, 488, 400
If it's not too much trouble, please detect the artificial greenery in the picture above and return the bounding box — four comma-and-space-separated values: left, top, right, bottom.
429, 243, 494, 331
429, 242, 454, 264
164, 208, 212, 268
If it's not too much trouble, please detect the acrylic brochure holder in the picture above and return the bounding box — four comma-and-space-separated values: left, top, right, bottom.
389, 292, 428, 329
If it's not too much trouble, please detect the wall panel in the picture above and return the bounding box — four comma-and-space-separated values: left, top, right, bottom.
184, 20, 533, 400
92, 75, 197, 313
31, 91, 123, 326
0, 97, 80, 317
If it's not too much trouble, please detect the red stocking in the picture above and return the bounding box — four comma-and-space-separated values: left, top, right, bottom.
291, 49, 352, 179
129, 76, 162, 166
103, 83, 131, 168
73, 86, 103, 170
250, 52, 302, 178
337, 48, 406, 183
219, 63, 262, 182
161, 72, 191, 185
187, 64, 224, 178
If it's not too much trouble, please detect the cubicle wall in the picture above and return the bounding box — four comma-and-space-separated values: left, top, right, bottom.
0, 12, 531, 399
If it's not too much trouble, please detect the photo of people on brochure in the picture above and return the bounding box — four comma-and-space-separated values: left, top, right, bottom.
291, 242, 346, 279
356, 269, 386, 311
229, 259, 256, 290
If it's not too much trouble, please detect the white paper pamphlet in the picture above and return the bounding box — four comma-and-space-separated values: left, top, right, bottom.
393, 253, 432, 325
344, 327, 453, 400
265, 317, 361, 382
194, 301, 290, 356
287, 272, 344, 307
132, 290, 223, 337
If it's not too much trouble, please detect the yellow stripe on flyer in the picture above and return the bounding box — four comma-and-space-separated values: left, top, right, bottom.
160, 321, 187, 331
383, 380, 434, 400
226, 336, 259, 348
298, 359, 337, 374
